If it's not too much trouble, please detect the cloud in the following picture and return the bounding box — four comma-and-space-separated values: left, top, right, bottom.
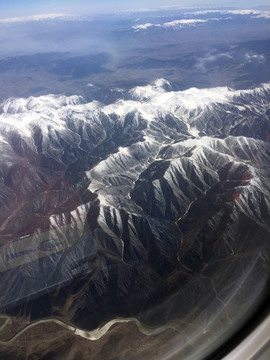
245, 53, 265, 63
195, 52, 233, 70
0, 13, 91, 24
194, 50, 266, 71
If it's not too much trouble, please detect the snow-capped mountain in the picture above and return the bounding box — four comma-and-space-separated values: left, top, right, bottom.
0, 80, 269, 355
131, 9, 270, 31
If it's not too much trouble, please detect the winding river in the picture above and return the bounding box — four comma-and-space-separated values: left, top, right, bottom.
0, 314, 177, 345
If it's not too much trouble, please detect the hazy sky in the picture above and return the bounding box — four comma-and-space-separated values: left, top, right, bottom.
0, 0, 269, 17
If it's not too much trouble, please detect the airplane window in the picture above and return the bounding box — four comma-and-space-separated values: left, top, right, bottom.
0, 2, 269, 359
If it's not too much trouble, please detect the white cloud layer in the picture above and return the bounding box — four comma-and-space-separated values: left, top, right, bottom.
245, 53, 265, 63
0, 13, 91, 24
195, 52, 233, 70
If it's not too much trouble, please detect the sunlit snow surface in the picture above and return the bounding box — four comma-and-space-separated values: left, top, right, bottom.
0, 4, 270, 359
0, 80, 268, 141
0, 77, 270, 360
131, 9, 270, 31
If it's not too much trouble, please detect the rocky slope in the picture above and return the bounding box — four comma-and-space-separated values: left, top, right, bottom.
0, 79, 269, 359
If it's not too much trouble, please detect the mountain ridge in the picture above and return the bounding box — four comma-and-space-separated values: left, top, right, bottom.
0, 80, 269, 359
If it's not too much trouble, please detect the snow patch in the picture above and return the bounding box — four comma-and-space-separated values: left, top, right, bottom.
118, 146, 130, 155
186, 9, 270, 19
190, 127, 200, 137
163, 19, 207, 27
132, 23, 155, 30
